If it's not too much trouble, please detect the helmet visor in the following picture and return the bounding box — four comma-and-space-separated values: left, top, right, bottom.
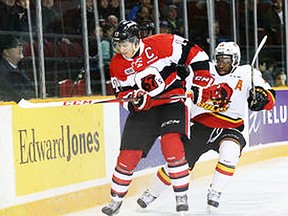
215, 55, 233, 65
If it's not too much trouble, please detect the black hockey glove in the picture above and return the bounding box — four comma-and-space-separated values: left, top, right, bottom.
176, 64, 190, 80
247, 86, 269, 111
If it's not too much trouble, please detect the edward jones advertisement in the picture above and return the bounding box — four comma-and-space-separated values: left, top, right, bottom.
12, 105, 106, 196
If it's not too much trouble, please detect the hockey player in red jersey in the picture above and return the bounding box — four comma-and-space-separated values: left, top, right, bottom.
136, 42, 276, 210
101, 20, 214, 215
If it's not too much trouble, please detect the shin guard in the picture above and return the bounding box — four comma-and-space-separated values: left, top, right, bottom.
110, 150, 142, 200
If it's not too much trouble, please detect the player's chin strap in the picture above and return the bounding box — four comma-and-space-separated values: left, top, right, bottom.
17, 92, 194, 108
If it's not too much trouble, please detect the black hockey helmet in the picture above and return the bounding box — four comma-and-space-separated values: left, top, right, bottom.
112, 20, 141, 53
112, 20, 140, 42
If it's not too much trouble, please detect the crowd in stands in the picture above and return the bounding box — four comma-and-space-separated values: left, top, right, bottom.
0, 0, 287, 99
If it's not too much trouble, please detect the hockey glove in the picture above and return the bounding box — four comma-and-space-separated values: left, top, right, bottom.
190, 60, 213, 87
193, 75, 215, 87
248, 86, 269, 111
193, 71, 215, 87
131, 89, 152, 111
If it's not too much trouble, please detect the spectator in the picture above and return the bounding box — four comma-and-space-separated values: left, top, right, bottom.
135, 5, 154, 24
259, 57, 277, 86
108, 0, 120, 18
0, 0, 21, 31
163, 4, 183, 36
212, 19, 229, 44
98, 0, 110, 20
0, 35, 35, 101
160, 0, 181, 19
102, 23, 115, 39
106, 14, 118, 29
259, 0, 284, 45
88, 24, 113, 93
274, 68, 287, 87
102, 23, 115, 58
41, 0, 62, 34
99, 18, 107, 28
159, 20, 170, 33
62, 0, 95, 35
89, 25, 112, 62
13, 0, 32, 32
202, 19, 230, 54
128, 0, 153, 21
139, 19, 155, 38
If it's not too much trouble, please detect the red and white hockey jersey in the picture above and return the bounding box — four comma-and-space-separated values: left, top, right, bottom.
109, 33, 209, 109
191, 63, 276, 129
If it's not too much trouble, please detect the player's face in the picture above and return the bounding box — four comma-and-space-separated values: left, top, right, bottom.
215, 55, 233, 75
114, 41, 135, 59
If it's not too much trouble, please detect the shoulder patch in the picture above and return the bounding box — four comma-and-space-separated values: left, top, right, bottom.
124, 67, 135, 74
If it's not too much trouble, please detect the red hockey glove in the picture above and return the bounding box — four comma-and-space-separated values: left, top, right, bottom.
193, 71, 215, 87
131, 89, 152, 111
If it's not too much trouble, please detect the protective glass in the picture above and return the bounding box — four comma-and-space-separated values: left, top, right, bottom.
12, 42, 23, 48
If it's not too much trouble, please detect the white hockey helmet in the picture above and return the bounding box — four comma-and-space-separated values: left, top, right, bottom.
215, 42, 241, 72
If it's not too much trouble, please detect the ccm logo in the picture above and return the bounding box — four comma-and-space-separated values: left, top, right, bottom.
63, 100, 93, 106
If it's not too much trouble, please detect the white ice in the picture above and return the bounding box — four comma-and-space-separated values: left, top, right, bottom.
66, 157, 288, 216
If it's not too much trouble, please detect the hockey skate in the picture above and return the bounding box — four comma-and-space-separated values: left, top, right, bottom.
137, 189, 157, 208
101, 200, 122, 216
176, 194, 189, 214
207, 186, 222, 211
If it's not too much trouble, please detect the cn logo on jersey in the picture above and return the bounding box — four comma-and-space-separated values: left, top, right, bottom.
194, 75, 211, 83
141, 74, 159, 92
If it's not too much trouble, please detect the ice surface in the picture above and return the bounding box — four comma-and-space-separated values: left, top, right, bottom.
66, 157, 288, 216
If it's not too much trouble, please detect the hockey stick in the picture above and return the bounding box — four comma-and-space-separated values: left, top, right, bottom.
69, 68, 85, 96
251, 35, 268, 100
18, 93, 191, 108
